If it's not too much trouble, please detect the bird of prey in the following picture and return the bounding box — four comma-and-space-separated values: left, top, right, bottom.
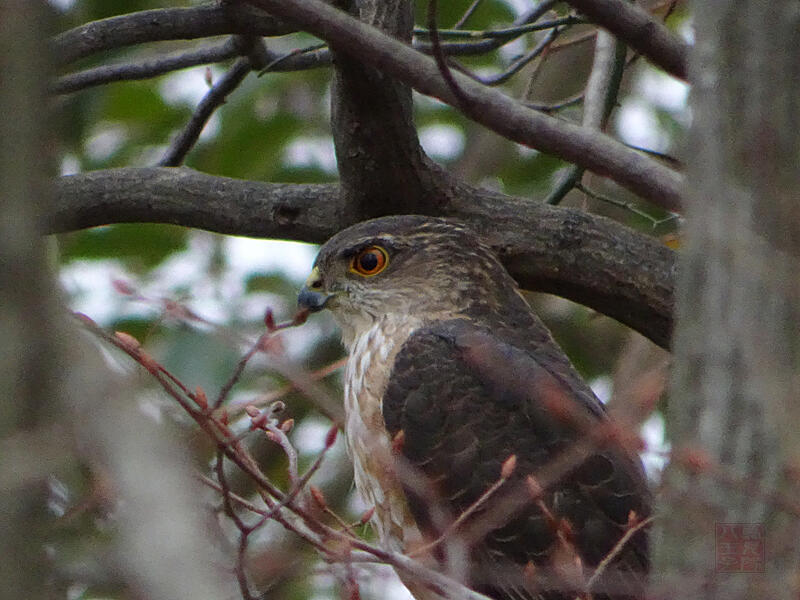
298, 216, 650, 600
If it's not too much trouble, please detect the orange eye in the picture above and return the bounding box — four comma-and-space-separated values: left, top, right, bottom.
351, 246, 388, 276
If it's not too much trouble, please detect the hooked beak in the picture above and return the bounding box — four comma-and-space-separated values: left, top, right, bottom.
297, 267, 333, 313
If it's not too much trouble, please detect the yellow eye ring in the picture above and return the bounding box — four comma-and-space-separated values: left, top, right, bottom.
350, 246, 389, 276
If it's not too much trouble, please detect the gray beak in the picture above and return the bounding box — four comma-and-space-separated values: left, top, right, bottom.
297, 267, 333, 313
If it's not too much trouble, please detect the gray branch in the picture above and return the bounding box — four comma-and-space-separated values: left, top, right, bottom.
51, 3, 295, 66
245, 0, 684, 212
49, 167, 675, 348
51, 39, 241, 95
562, 0, 690, 80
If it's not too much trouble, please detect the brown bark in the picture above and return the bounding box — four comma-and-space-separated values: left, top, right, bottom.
246, 0, 685, 212
50, 167, 676, 349
0, 2, 67, 596
654, 1, 800, 598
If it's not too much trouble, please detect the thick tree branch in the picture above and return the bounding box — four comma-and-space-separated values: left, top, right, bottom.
245, 0, 684, 212
443, 178, 675, 349
562, 0, 689, 80
48, 168, 344, 242
51, 3, 294, 67
49, 167, 675, 347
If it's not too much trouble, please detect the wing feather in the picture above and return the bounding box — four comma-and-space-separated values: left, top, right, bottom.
382, 319, 650, 600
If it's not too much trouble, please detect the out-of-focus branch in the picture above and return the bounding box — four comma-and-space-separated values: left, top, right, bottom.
657, 0, 800, 597
245, 0, 684, 211
49, 168, 676, 348
414, 0, 557, 56
1, 2, 71, 596
89, 318, 495, 600
562, 0, 689, 80
51, 39, 241, 95
546, 29, 627, 205
51, 3, 295, 67
3, 4, 236, 600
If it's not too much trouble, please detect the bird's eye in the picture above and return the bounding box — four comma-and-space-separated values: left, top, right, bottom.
350, 246, 388, 276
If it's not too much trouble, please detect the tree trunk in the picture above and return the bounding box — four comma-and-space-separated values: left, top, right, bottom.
0, 2, 71, 597
654, 1, 800, 599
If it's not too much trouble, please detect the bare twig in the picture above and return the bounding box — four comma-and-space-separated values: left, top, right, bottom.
410, 456, 516, 558
525, 92, 585, 112
415, 16, 582, 42
586, 515, 654, 591
545, 29, 626, 205
471, 25, 562, 87
213, 308, 311, 411
51, 39, 241, 95
259, 42, 328, 74
159, 56, 253, 166
576, 182, 677, 226
51, 3, 294, 66
265, 423, 300, 485
215, 450, 262, 600
213, 332, 269, 411
426, 0, 470, 112
413, 0, 557, 56
453, 0, 485, 29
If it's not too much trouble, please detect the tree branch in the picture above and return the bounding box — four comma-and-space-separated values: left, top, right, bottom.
562, 0, 689, 80
51, 3, 294, 67
51, 38, 241, 95
546, 28, 626, 205
159, 56, 253, 166
48, 167, 343, 242
444, 179, 676, 349
245, 0, 684, 212
49, 167, 675, 348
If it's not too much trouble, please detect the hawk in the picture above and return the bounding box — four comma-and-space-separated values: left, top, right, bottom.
298, 216, 650, 600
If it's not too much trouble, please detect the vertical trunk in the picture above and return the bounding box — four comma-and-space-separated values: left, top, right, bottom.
0, 2, 69, 598
0, 5, 239, 599
655, 2, 800, 599
330, 0, 446, 217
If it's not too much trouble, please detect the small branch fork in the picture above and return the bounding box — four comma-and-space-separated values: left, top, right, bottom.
51, 0, 685, 210
156, 32, 295, 167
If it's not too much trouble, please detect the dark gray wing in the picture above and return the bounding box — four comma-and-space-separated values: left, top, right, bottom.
382, 319, 650, 600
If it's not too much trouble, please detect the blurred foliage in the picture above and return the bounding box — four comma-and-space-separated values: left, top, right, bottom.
51, 0, 685, 597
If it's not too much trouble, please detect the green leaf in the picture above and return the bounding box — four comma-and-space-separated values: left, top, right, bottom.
59, 223, 189, 270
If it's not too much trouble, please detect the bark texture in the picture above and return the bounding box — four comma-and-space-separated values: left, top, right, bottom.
51, 168, 676, 348
654, 2, 800, 598
0, 3, 69, 596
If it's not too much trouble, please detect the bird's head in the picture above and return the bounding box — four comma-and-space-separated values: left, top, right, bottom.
298, 216, 524, 348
